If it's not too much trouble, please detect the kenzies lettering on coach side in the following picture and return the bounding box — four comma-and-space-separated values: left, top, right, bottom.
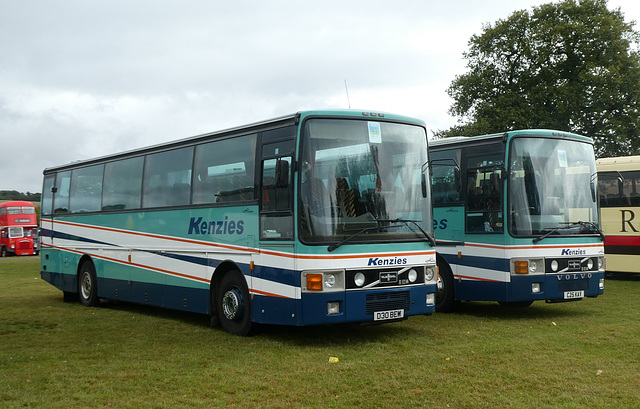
188, 216, 245, 235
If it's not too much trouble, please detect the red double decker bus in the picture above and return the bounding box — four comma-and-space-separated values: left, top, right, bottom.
0, 200, 37, 256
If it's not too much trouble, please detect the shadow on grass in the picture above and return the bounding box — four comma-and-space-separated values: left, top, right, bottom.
605, 271, 640, 281
256, 317, 429, 346
102, 298, 211, 328
66, 295, 431, 345
450, 299, 593, 321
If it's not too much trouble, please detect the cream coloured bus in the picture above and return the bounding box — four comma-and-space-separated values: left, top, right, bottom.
597, 156, 640, 274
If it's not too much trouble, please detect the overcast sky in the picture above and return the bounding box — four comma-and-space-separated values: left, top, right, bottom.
2, 0, 639, 193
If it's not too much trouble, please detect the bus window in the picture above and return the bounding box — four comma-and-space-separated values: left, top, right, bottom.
192, 134, 257, 204
41, 176, 55, 216
70, 164, 104, 213
465, 151, 504, 234
102, 157, 144, 211
598, 170, 640, 207
143, 147, 193, 208
260, 137, 294, 240
431, 149, 461, 205
53, 171, 71, 214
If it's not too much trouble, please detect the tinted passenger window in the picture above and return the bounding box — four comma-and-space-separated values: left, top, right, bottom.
41, 175, 55, 216
465, 151, 504, 233
431, 149, 461, 205
102, 157, 144, 211
192, 134, 257, 204
70, 164, 104, 213
598, 170, 640, 207
53, 171, 71, 214
143, 147, 193, 208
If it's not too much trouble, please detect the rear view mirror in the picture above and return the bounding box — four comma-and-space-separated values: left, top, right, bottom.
276, 158, 290, 188
421, 174, 428, 198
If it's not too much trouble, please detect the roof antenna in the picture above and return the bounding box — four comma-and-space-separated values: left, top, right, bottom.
344, 79, 351, 109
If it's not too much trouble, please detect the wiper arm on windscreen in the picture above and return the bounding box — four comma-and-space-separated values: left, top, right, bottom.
327, 217, 436, 252
376, 218, 436, 247
532, 228, 562, 244
575, 221, 606, 242
327, 225, 381, 252
532, 221, 605, 244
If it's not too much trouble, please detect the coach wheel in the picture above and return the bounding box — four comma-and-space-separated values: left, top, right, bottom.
435, 259, 457, 313
78, 261, 99, 307
217, 271, 253, 336
0, 246, 7, 257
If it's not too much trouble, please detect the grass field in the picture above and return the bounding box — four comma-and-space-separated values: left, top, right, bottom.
1, 257, 638, 408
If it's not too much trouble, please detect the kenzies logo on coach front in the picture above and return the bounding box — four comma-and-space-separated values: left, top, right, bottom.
561, 248, 587, 256
368, 257, 408, 266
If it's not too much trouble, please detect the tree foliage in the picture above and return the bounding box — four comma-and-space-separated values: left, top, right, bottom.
439, 0, 640, 158
0, 191, 41, 202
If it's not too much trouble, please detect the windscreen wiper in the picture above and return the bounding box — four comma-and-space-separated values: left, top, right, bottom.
376, 218, 436, 247
574, 221, 606, 241
532, 227, 562, 244
327, 225, 382, 252
532, 221, 605, 244
327, 217, 436, 252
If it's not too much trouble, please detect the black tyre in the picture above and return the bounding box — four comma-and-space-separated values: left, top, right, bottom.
78, 261, 99, 307
436, 258, 457, 312
1, 246, 7, 257
217, 271, 253, 336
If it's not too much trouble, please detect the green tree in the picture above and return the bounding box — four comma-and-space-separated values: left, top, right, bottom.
439, 0, 640, 158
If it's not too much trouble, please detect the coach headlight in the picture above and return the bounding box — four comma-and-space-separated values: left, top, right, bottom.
354, 272, 366, 287
302, 270, 345, 292
587, 259, 594, 270
408, 268, 419, 283
513, 259, 544, 274
425, 266, 436, 282
324, 273, 336, 288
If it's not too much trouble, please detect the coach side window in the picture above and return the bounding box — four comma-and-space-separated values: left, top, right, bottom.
143, 147, 194, 208
598, 171, 640, 207
69, 164, 104, 213
192, 134, 257, 204
53, 171, 71, 214
103, 157, 144, 211
430, 149, 461, 205
41, 175, 55, 216
260, 136, 295, 240
465, 166, 504, 233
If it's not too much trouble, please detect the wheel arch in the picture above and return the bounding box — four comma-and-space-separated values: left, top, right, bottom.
209, 260, 247, 315
77, 254, 100, 307
436, 252, 454, 282
77, 254, 96, 278
435, 251, 457, 312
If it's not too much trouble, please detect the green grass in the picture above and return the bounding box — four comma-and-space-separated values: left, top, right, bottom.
1, 257, 639, 408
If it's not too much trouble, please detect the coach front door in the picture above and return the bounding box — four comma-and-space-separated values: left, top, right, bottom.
254, 132, 298, 324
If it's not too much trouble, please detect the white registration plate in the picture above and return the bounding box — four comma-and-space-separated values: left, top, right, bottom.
373, 309, 405, 321
564, 290, 584, 300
